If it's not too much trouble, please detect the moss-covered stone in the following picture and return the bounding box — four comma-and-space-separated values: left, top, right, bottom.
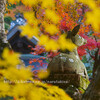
48, 53, 89, 79
78, 87, 85, 94
79, 76, 90, 90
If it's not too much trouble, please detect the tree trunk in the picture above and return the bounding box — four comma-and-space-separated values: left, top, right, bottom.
0, 0, 7, 42
0, 0, 9, 56
82, 56, 100, 100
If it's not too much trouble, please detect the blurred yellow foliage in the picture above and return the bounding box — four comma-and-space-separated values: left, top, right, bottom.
8, 0, 20, 4
19, 24, 39, 38
0, 48, 20, 67
58, 34, 76, 51
3, 67, 32, 81
24, 12, 38, 26
45, 24, 59, 35
41, 0, 55, 8
85, 8, 100, 31
45, 9, 60, 24
38, 35, 60, 51
0, 82, 11, 97
21, 0, 38, 6
79, 0, 100, 31
61, 0, 74, 4
38, 69, 50, 79
38, 34, 76, 51
0, 48, 72, 100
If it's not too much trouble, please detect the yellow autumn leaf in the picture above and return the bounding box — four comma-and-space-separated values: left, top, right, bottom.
0, 48, 20, 67
28, 91, 41, 100
38, 34, 76, 51
38, 34, 49, 45
19, 24, 39, 38
62, 0, 74, 4
58, 34, 76, 51
12, 83, 34, 98
45, 39, 59, 51
45, 24, 59, 35
45, 9, 60, 24
38, 35, 59, 51
85, 8, 100, 31
38, 69, 50, 79
8, 0, 20, 4
41, 0, 55, 8
0, 82, 10, 97
24, 12, 38, 26
3, 67, 32, 81
21, 0, 38, 6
